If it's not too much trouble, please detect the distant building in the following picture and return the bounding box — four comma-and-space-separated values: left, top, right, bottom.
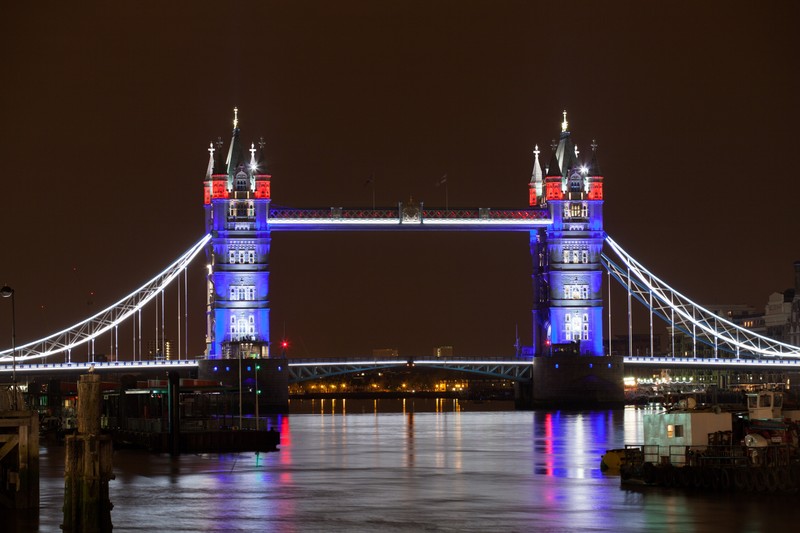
146, 337, 174, 360
372, 348, 399, 358
433, 346, 453, 358
668, 305, 762, 357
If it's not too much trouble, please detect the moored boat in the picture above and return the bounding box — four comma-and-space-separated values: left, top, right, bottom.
619, 391, 800, 492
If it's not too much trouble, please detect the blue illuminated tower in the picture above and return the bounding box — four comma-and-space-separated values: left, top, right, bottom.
534, 112, 605, 356
203, 109, 272, 359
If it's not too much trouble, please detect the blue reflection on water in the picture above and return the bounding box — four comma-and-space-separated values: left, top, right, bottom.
10, 400, 800, 532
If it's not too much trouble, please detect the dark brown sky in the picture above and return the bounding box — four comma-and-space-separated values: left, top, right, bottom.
1, 1, 798, 358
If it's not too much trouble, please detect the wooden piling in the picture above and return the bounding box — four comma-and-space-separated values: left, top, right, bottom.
62, 373, 114, 533
0, 397, 39, 509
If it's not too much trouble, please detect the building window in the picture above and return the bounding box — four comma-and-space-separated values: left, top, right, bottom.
581, 203, 588, 218
572, 250, 579, 264
564, 284, 588, 300
248, 250, 255, 264
563, 249, 570, 263
238, 250, 245, 263
229, 250, 236, 264
247, 202, 255, 216
581, 250, 588, 263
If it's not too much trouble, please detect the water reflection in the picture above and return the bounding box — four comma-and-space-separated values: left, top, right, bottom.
6, 402, 800, 532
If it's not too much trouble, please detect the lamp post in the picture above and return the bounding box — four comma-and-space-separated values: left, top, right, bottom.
1, 285, 17, 410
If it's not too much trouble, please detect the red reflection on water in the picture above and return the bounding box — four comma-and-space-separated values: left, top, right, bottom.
543, 412, 554, 476
280, 415, 291, 467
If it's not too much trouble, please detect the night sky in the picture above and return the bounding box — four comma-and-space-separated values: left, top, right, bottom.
1, 2, 798, 359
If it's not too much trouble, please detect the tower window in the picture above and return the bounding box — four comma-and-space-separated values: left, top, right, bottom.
563, 249, 570, 263
248, 250, 255, 264
581, 250, 588, 263
235, 171, 249, 192
229, 250, 236, 264
564, 284, 589, 300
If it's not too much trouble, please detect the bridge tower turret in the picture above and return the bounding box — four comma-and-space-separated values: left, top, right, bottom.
534, 112, 604, 356
203, 109, 272, 359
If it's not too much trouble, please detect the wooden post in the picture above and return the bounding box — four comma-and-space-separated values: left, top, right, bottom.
0, 397, 39, 509
62, 373, 114, 533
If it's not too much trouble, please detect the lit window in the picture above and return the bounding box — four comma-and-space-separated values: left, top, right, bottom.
581, 203, 588, 218
229, 287, 237, 300
248, 250, 255, 264
572, 250, 579, 263
247, 202, 255, 216
229, 250, 236, 263
238, 251, 245, 263
581, 250, 588, 263
581, 286, 589, 299
563, 249, 570, 263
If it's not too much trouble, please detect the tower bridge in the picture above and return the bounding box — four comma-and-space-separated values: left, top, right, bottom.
3, 110, 800, 410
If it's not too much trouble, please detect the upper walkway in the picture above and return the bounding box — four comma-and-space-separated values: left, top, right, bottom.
266, 206, 551, 232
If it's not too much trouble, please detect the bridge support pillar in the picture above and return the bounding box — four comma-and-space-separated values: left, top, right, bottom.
198, 358, 288, 415
514, 380, 534, 410
532, 355, 625, 407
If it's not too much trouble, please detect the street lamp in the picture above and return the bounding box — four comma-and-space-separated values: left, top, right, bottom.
0, 285, 17, 410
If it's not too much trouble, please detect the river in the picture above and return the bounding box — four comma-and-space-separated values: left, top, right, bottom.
4, 398, 799, 532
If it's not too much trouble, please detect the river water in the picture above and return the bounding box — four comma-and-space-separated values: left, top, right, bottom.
5, 399, 799, 532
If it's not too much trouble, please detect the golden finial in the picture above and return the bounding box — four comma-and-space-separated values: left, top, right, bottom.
561, 110, 568, 132
233, 107, 239, 129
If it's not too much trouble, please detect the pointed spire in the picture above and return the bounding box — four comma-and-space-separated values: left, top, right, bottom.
546, 149, 562, 177
225, 108, 243, 175
249, 142, 257, 171
589, 139, 602, 176
530, 145, 543, 183
206, 142, 215, 178
530, 144, 544, 206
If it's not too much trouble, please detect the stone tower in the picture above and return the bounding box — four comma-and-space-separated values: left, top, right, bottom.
533, 112, 605, 356
203, 109, 272, 359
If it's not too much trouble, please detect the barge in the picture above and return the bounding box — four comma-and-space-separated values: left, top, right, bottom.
619, 391, 800, 492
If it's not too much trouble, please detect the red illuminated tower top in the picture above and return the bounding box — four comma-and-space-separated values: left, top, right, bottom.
203, 108, 271, 204
587, 141, 603, 200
